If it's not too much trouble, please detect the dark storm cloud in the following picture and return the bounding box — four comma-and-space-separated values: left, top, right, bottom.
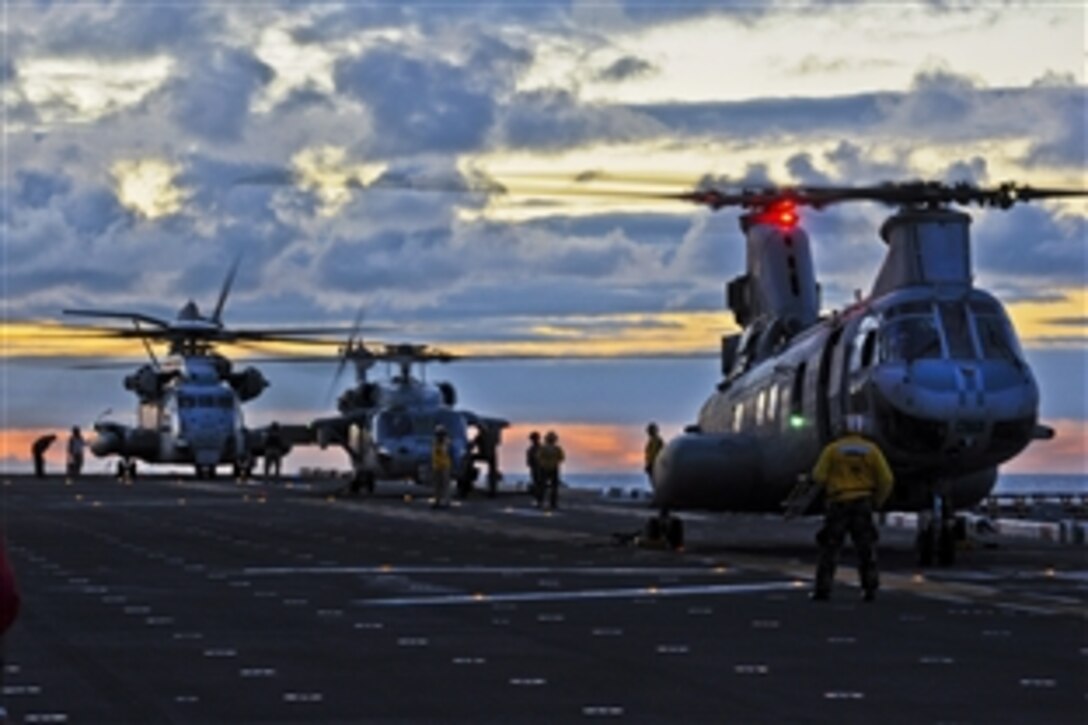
334, 45, 502, 156
785, 153, 834, 185
973, 206, 1088, 286
168, 49, 273, 143
316, 228, 463, 294
515, 212, 690, 248
1022, 84, 1087, 170
415, 277, 682, 321
596, 56, 656, 83
23, 4, 210, 57
634, 93, 889, 139
4, 265, 134, 299
61, 188, 129, 237
498, 89, 664, 150
16, 170, 72, 209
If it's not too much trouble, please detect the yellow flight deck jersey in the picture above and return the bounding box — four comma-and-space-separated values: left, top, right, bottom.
811, 434, 894, 506
644, 435, 664, 469
432, 439, 451, 472
536, 444, 564, 473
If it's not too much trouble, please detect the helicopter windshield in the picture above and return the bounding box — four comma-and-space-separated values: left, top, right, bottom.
880, 314, 942, 362
878, 299, 1023, 363
971, 300, 1023, 362
177, 391, 234, 409
375, 410, 467, 440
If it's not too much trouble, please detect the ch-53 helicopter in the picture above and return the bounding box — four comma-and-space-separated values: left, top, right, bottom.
308, 333, 509, 497
63, 263, 348, 479
599, 180, 1083, 565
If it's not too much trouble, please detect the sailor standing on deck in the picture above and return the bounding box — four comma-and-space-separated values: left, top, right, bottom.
66, 426, 85, 479
536, 431, 565, 511
810, 415, 894, 602
526, 431, 543, 506
431, 425, 452, 509
644, 422, 664, 485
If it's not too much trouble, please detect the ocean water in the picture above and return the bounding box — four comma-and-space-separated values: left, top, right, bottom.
563, 471, 1088, 496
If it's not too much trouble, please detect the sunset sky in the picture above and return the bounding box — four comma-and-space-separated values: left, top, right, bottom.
2, 1, 1085, 475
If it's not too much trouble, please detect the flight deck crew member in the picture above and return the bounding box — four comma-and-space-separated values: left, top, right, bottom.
526, 431, 543, 505
810, 415, 894, 602
432, 425, 452, 508
644, 423, 664, 485
473, 427, 501, 498
66, 426, 85, 478
537, 431, 565, 510
31, 433, 56, 479
264, 422, 284, 481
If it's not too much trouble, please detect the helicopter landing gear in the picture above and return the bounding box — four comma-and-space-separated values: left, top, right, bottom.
642, 510, 684, 550
486, 469, 501, 498
916, 493, 958, 566
349, 470, 375, 496
116, 459, 136, 482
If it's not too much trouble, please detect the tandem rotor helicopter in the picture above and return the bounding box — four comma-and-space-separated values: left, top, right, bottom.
307, 324, 509, 497
571, 179, 1084, 565
62, 261, 348, 479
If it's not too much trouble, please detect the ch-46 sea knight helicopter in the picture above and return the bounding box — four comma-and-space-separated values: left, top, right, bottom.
617, 180, 1084, 565
63, 263, 347, 479
309, 331, 509, 497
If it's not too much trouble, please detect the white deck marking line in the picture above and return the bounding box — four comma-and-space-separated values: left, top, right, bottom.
242, 565, 743, 576
354, 581, 800, 607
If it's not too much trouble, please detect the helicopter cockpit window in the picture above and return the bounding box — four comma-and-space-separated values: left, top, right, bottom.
938, 302, 975, 360
880, 316, 942, 362
850, 316, 880, 372
973, 310, 1022, 362
375, 411, 413, 439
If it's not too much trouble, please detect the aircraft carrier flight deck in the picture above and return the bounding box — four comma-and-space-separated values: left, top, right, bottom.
1, 473, 1085, 723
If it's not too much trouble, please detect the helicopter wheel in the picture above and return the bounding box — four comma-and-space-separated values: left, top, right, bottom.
665, 515, 685, 550
937, 520, 957, 566
349, 470, 374, 496
915, 525, 935, 567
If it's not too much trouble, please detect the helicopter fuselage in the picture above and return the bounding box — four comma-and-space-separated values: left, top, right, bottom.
653, 207, 1043, 516
654, 286, 1037, 513
313, 363, 507, 494
91, 357, 249, 472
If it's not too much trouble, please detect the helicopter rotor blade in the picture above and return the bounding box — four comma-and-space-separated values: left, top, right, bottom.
133, 320, 160, 369
211, 254, 242, 326
326, 307, 369, 404
63, 309, 171, 328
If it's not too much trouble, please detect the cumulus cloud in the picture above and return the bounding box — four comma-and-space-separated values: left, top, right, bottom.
497, 89, 664, 150
333, 35, 532, 156
168, 48, 273, 143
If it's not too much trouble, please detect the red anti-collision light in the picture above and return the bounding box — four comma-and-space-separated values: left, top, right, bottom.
768, 201, 797, 229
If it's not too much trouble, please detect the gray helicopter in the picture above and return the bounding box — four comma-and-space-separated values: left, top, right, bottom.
309, 335, 509, 497
628, 181, 1083, 563
63, 262, 346, 479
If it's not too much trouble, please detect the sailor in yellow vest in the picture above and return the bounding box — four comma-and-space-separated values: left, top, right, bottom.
644, 422, 664, 485
431, 425, 453, 509
536, 431, 565, 510
810, 415, 894, 602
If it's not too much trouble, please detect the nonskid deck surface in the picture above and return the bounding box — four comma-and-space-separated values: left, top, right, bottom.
2, 474, 1085, 723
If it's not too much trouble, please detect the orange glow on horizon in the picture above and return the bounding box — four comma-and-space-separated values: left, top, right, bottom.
503, 422, 647, 473
2, 419, 1084, 476
1002, 419, 1087, 475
